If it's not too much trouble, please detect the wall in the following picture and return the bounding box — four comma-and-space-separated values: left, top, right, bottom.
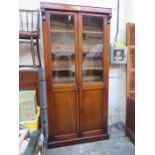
19, 0, 135, 133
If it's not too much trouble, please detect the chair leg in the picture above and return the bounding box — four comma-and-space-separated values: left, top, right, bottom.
36, 39, 41, 67
30, 36, 36, 68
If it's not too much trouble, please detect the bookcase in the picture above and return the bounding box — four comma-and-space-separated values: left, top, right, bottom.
41, 3, 112, 148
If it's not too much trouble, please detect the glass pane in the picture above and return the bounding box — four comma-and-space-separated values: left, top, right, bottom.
82, 16, 104, 82
19, 39, 39, 66
50, 14, 75, 84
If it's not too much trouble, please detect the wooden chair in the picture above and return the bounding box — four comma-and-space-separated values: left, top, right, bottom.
19, 9, 41, 68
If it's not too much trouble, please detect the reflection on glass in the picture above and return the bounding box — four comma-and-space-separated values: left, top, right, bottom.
82, 16, 104, 82
51, 33, 74, 52
50, 14, 75, 84
83, 16, 103, 32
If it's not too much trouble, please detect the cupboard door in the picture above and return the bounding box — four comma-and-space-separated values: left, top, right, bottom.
82, 89, 104, 131
82, 15, 104, 82
49, 12, 79, 140
79, 14, 107, 136
52, 91, 78, 140
50, 13, 77, 84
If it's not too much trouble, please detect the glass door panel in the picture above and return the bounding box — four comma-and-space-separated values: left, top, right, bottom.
82, 15, 104, 82
50, 14, 75, 84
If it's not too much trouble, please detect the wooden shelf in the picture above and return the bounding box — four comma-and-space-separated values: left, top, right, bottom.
52, 51, 75, 54
53, 77, 75, 84
83, 51, 102, 54
51, 29, 74, 33
51, 45, 74, 51
52, 67, 102, 72
83, 67, 103, 70
53, 68, 75, 72
83, 76, 102, 82
51, 29, 103, 34
51, 50, 102, 54
83, 31, 103, 34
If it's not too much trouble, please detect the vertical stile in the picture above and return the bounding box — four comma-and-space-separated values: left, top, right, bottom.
30, 36, 36, 68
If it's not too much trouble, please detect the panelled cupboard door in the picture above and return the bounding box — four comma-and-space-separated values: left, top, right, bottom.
52, 91, 79, 140
48, 12, 79, 140
78, 14, 108, 136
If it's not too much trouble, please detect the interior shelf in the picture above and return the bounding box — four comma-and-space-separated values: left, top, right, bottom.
83, 67, 102, 70
52, 68, 75, 72
83, 51, 102, 54
51, 51, 102, 54
51, 45, 74, 51
51, 50, 75, 55
51, 29, 74, 33
53, 77, 75, 84
51, 30, 102, 34
83, 31, 103, 34
83, 76, 103, 82
51, 30, 103, 34
52, 67, 102, 72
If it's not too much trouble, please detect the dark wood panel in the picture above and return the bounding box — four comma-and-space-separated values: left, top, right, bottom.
126, 23, 135, 45
53, 84, 77, 92
125, 97, 135, 144
19, 68, 41, 127
52, 91, 79, 139
19, 69, 40, 107
126, 23, 135, 144
41, 3, 112, 15
82, 82, 104, 89
19, 69, 39, 83
48, 133, 109, 148
80, 89, 104, 134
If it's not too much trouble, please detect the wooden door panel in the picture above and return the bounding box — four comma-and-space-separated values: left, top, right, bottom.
53, 91, 78, 138
81, 89, 104, 133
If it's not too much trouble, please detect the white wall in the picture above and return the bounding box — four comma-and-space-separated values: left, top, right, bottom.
19, 0, 135, 126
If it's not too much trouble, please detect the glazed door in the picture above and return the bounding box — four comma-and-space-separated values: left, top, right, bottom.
48, 12, 79, 141
78, 14, 108, 137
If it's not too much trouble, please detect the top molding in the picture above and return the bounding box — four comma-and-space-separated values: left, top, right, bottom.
40, 2, 112, 15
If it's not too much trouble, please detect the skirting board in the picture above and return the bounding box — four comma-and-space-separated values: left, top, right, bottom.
47, 133, 109, 148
